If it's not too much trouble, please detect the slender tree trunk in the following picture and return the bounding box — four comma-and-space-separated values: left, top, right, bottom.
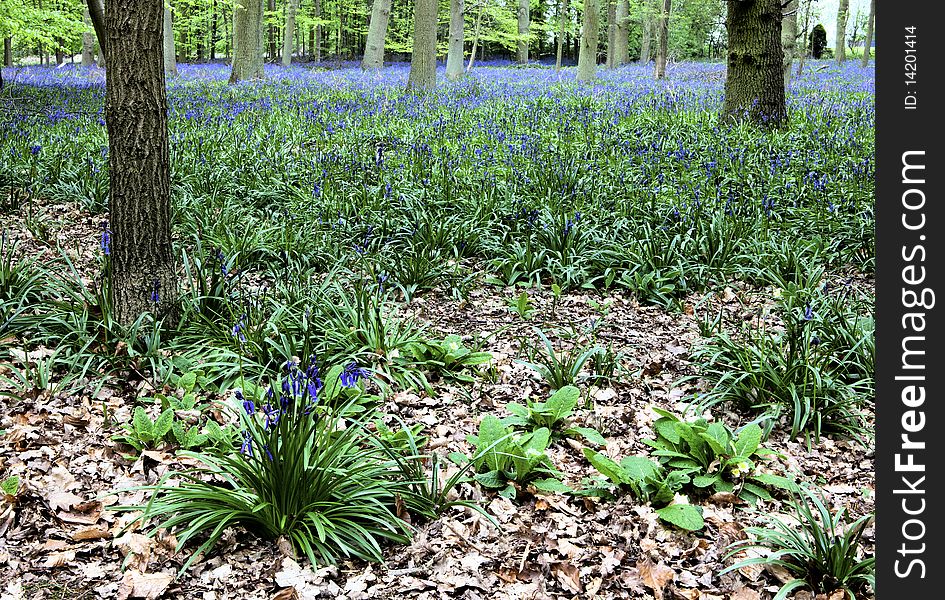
606, 1, 616, 68
283, 0, 298, 65
467, 5, 484, 71
640, 0, 652, 62
614, 0, 629, 66
362, 0, 392, 68
781, 0, 797, 88
105, 0, 178, 327
87, 0, 108, 65
722, 0, 786, 127
230, 0, 265, 82
83, 8, 96, 66
55, 40, 65, 65
267, 0, 277, 60
555, 0, 568, 71
164, 3, 177, 76
576, 0, 599, 82
654, 0, 670, 78
835, 0, 849, 63
517, 0, 530, 63
3, 37, 11, 68
796, 0, 810, 77
408, 0, 438, 89
314, 0, 321, 61
210, 0, 217, 60
860, 0, 874, 67
445, 0, 465, 80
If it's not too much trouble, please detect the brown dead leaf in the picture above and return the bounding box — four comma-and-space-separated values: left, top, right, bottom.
116, 570, 173, 600
553, 562, 582, 594
707, 492, 741, 505
43, 550, 76, 568
764, 562, 795, 584
42, 540, 71, 552
72, 525, 110, 541
729, 587, 761, 600
638, 558, 675, 600
46, 491, 83, 512
668, 587, 700, 600
58, 509, 101, 525
270, 588, 300, 600
115, 533, 152, 572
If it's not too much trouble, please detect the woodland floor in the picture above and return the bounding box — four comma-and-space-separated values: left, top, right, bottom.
0, 201, 875, 600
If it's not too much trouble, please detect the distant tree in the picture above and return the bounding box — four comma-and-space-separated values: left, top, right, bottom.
408, 0, 437, 90
445, 0, 465, 80
87, 0, 107, 64
230, 0, 264, 83
606, 0, 616, 68
517, 0, 530, 63
614, 0, 629, 66
834, 0, 848, 63
163, 2, 177, 77
105, 0, 178, 326
362, 0, 392, 69
556, 0, 569, 71
782, 0, 798, 88
654, 0, 670, 79
860, 0, 874, 67
640, 0, 654, 62
577, 0, 599, 82
283, 0, 298, 66
82, 7, 96, 66
809, 23, 826, 58
722, 0, 786, 127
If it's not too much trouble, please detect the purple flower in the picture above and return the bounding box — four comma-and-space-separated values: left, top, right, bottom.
30, 145, 41, 156
237, 390, 255, 415
240, 431, 253, 456
340, 362, 371, 388
100, 222, 111, 256
149, 280, 160, 304
803, 304, 814, 321
263, 404, 279, 429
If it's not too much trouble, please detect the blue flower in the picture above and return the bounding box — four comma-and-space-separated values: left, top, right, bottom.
30, 144, 41, 156
803, 304, 814, 321
237, 390, 255, 415
240, 431, 253, 456
262, 404, 279, 429
149, 280, 160, 304
100, 222, 111, 256
340, 362, 371, 388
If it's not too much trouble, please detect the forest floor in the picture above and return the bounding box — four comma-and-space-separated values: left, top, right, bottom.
0, 202, 875, 600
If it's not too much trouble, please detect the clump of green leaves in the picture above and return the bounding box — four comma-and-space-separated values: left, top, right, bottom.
517, 329, 603, 390
502, 385, 605, 446
722, 489, 875, 599
508, 289, 535, 319
411, 334, 492, 382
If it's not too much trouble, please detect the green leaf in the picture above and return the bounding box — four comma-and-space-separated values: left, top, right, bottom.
475, 415, 510, 472
177, 371, 197, 393
545, 385, 579, 421
619, 456, 661, 482
749, 473, 800, 492
568, 427, 607, 446
320, 365, 346, 404
531, 478, 572, 494
656, 504, 705, 531
693, 474, 720, 488
1, 476, 19, 496
505, 403, 530, 419
734, 424, 763, 457
653, 418, 681, 444
741, 482, 773, 501
583, 448, 629, 485
153, 409, 175, 439
132, 407, 154, 442
499, 484, 517, 499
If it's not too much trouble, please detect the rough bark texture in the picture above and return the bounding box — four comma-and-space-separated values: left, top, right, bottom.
82, 8, 96, 66
654, 0, 670, 78
517, 0, 530, 63
408, 0, 437, 90
614, 0, 629, 65
860, 0, 874, 67
555, 0, 569, 71
576, 0, 599, 82
722, 0, 786, 127
283, 0, 298, 65
445, 0, 465, 80
87, 0, 108, 65
105, 0, 178, 327
835, 0, 849, 63
606, 1, 616, 68
640, 0, 652, 62
781, 0, 797, 88
163, 4, 177, 76
362, 0, 392, 69
230, 0, 265, 83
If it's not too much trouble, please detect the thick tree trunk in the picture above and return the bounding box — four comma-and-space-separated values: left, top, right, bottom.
55, 40, 65, 65
640, 0, 652, 62
576, 0, 599, 82
105, 0, 178, 327
860, 0, 874, 67
445, 0, 464, 80
362, 0, 392, 68
722, 0, 786, 127
781, 0, 797, 88
408, 0, 438, 89
230, 0, 265, 83
283, 0, 298, 65
654, 0, 670, 78
164, 4, 177, 76
606, 1, 616, 68
83, 8, 96, 66
87, 0, 108, 65
517, 0, 529, 63
614, 0, 629, 66
555, 0, 569, 71
835, 0, 849, 63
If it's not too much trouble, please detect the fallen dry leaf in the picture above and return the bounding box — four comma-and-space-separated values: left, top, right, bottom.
553, 561, 582, 594
72, 525, 110, 541
43, 550, 76, 568
116, 570, 173, 600
638, 558, 675, 600
729, 587, 761, 600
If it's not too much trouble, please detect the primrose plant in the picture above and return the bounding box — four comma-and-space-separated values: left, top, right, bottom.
502, 385, 606, 446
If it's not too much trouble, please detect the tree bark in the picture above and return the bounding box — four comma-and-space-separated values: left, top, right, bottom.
164, 3, 177, 76
781, 0, 797, 88
722, 0, 786, 127
640, 0, 652, 62
555, 0, 569, 71
576, 0, 599, 82
314, 0, 321, 61
230, 0, 265, 83
654, 0, 670, 78
467, 5, 484, 71
105, 0, 178, 327
283, 0, 298, 65
445, 0, 465, 80
362, 0, 392, 68
408, 0, 438, 89
516, 0, 530, 63
87, 0, 108, 65
606, 1, 616, 68
614, 0, 629, 66
267, 0, 277, 60
83, 8, 96, 66
860, 0, 874, 67
835, 0, 849, 63
3, 37, 11, 68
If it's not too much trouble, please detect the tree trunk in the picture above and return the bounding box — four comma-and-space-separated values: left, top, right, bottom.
3, 37, 11, 68
283, 0, 298, 65
408, 0, 438, 89
87, 0, 108, 65
835, 0, 849, 63
576, 0, 599, 82
83, 8, 96, 66
267, 0, 277, 60
362, 0, 392, 68
210, 0, 217, 60
606, 1, 616, 68
314, 0, 321, 61
722, 0, 786, 127
105, 0, 178, 327
654, 0, 670, 78
555, 0, 569, 71
467, 6, 483, 71
614, 0, 629, 66
795, 0, 810, 77
445, 0, 464, 80
516, 0, 529, 63
230, 0, 265, 83
781, 0, 797, 88
640, 0, 652, 62
164, 4, 177, 76
860, 0, 874, 67
55, 40, 65, 65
